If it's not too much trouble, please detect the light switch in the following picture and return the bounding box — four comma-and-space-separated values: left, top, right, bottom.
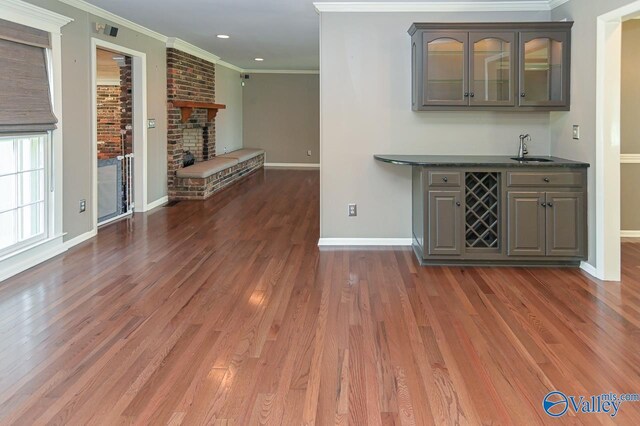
572, 125, 580, 140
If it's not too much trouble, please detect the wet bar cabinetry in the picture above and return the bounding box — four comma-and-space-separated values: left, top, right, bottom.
409, 22, 573, 111
375, 155, 589, 267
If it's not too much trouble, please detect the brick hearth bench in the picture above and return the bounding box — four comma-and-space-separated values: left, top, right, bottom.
171, 148, 265, 200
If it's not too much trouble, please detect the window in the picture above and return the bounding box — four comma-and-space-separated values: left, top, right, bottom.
0, 134, 48, 256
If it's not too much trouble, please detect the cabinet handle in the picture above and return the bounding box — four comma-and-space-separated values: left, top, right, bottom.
470, 92, 475, 98
456, 201, 461, 207
548, 202, 554, 208
521, 92, 526, 98
541, 202, 547, 207
464, 92, 469, 98
543, 177, 550, 183
443, 177, 448, 182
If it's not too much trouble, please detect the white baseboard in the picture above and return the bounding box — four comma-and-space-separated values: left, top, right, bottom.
64, 229, 98, 250
580, 261, 599, 279
318, 238, 413, 246
0, 236, 66, 283
265, 163, 320, 169
143, 196, 169, 212
621, 230, 640, 238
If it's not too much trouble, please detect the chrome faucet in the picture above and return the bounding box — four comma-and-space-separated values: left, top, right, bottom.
517, 134, 531, 158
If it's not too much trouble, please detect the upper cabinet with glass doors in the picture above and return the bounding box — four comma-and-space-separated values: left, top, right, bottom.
409, 22, 572, 111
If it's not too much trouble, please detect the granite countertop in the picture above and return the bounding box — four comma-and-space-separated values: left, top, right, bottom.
374, 154, 590, 168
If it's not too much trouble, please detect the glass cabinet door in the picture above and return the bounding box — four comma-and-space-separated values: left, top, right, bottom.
469, 32, 516, 106
422, 32, 468, 106
519, 31, 568, 106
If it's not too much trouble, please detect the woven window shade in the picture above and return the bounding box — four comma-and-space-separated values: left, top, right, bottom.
0, 18, 51, 48
0, 19, 57, 134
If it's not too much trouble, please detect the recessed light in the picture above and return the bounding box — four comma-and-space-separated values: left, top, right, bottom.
254, 58, 264, 62
217, 34, 230, 39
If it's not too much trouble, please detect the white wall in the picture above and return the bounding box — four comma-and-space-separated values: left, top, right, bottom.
319, 11, 551, 239
551, 0, 639, 266
215, 64, 243, 155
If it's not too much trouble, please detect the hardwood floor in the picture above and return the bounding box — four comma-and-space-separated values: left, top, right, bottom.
1, 168, 640, 425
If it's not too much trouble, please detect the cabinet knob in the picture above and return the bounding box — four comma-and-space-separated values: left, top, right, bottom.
543, 177, 550, 183
548, 202, 554, 208
443, 177, 448, 182
456, 201, 461, 207
464, 92, 469, 98
470, 92, 475, 98
541, 202, 547, 207
521, 92, 526, 98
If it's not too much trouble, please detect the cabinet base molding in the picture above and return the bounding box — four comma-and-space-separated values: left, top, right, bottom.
413, 244, 581, 267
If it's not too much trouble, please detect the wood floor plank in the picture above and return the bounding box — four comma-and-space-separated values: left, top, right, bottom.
0, 170, 639, 425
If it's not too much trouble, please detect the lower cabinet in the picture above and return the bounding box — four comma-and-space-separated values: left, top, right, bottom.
507, 192, 546, 256
545, 192, 585, 257
428, 190, 462, 255
507, 191, 585, 257
414, 166, 588, 265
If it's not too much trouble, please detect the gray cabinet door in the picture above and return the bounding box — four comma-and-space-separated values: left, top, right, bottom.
428, 190, 462, 255
507, 191, 545, 256
469, 31, 517, 106
519, 31, 570, 108
546, 192, 585, 257
422, 32, 469, 107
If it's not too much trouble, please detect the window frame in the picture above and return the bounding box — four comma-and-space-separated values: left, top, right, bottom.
0, 133, 50, 258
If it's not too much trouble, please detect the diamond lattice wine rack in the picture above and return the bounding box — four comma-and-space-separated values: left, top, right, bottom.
465, 172, 500, 249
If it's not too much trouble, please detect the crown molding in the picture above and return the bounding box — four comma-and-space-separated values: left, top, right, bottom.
217, 60, 244, 73
549, 0, 571, 9
314, 1, 568, 13
167, 37, 221, 64
1, 0, 73, 34
58, 0, 167, 41
244, 69, 320, 75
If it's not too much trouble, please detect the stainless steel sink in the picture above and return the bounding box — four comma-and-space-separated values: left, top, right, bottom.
510, 157, 554, 163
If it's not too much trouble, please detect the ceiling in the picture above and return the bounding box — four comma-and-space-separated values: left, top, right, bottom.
83, 0, 554, 70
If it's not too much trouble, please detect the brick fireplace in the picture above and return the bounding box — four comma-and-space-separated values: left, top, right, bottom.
167, 48, 217, 193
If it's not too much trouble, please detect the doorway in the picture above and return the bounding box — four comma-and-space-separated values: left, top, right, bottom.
95, 47, 133, 225
91, 39, 148, 231
596, 1, 640, 281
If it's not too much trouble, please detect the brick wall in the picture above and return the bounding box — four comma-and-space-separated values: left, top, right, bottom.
120, 56, 133, 155
96, 85, 121, 159
171, 154, 265, 200
167, 48, 217, 189
96, 56, 132, 159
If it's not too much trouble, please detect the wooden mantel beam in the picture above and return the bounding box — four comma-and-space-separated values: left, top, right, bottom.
172, 101, 226, 123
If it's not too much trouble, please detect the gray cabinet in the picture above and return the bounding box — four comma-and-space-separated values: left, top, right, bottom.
421, 31, 469, 107
428, 190, 462, 255
506, 190, 586, 258
409, 22, 573, 111
519, 31, 571, 108
507, 192, 546, 256
546, 192, 585, 257
412, 166, 587, 266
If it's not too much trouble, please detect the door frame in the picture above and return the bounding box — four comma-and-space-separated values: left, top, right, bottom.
595, 1, 640, 280
90, 38, 148, 230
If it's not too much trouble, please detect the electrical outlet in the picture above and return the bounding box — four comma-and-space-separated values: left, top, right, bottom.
79, 199, 86, 213
307, 150, 312, 157
348, 204, 357, 217
147, 118, 156, 129
573, 125, 580, 140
